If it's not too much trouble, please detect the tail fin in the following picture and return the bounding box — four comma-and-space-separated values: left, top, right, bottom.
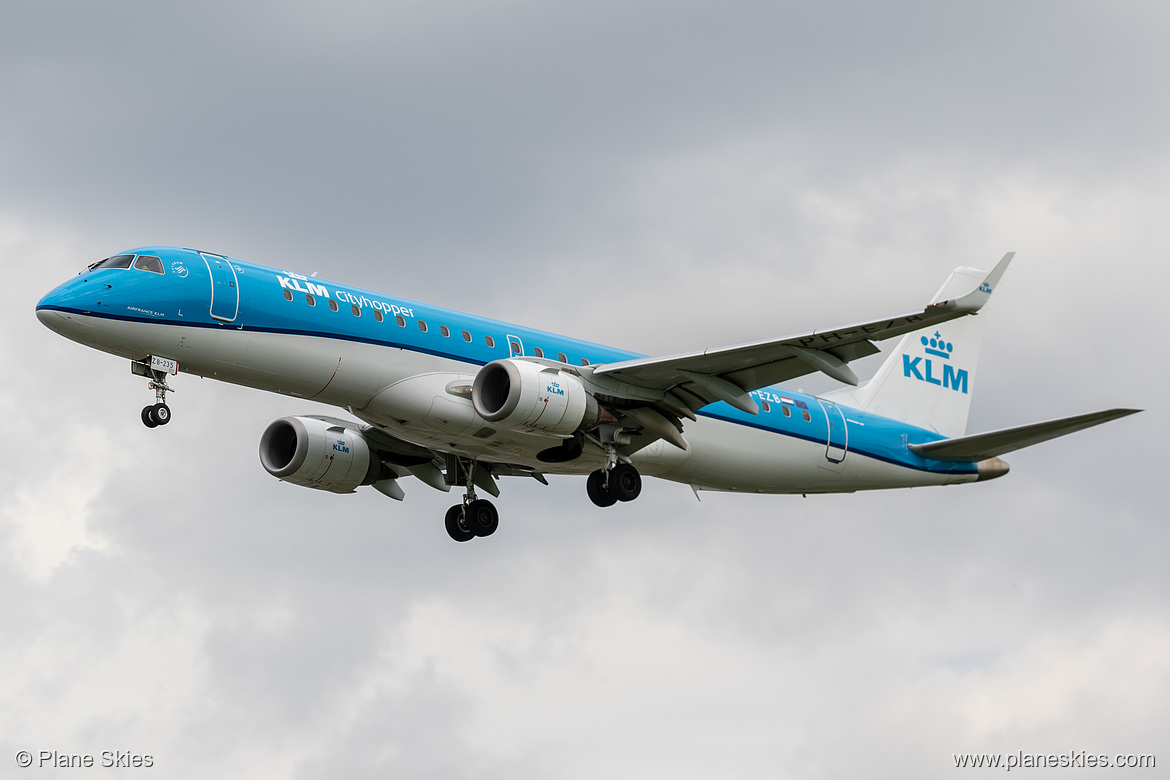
825, 255, 1013, 437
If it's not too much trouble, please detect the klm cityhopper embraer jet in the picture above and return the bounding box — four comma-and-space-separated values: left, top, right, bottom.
36, 248, 1137, 541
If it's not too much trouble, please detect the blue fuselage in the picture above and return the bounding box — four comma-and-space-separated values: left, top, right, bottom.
36, 246, 979, 492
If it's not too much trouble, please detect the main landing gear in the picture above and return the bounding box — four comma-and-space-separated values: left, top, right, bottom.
586, 462, 642, 508
444, 459, 499, 543
444, 499, 499, 542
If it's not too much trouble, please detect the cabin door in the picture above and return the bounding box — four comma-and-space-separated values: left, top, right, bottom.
818, 399, 848, 463
201, 253, 239, 322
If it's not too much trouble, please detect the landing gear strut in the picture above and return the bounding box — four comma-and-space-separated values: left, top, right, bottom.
444, 458, 499, 542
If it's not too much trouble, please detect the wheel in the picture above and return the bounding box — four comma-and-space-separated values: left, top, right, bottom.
141, 405, 158, 428
152, 402, 172, 425
466, 499, 499, 537
610, 463, 642, 502
587, 469, 618, 507
444, 505, 475, 542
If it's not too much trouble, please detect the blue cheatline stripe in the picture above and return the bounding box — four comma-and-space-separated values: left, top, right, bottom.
697, 410, 975, 475
36, 304, 495, 366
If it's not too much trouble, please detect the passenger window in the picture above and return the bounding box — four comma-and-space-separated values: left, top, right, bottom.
351, 304, 361, 317
133, 255, 164, 274
306, 294, 316, 306
782, 406, 791, 418
462, 330, 472, 342
485, 335, 495, 348
580, 358, 590, 366
283, 289, 293, 301
533, 347, 544, 358
510, 340, 521, 355
395, 315, 406, 327
760, 399, 771, 413
440, 325, 450, 338
557, 352, 567, 363
802, 410, 811, 422
328, 299, 339, 312
373, 309, 382, 321
419, 320, 428, 332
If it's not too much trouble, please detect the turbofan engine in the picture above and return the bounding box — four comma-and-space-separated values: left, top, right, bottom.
259, 416, 381, 493
472, 359, 600, 437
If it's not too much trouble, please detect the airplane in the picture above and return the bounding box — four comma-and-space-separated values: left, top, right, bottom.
35, 248, 1138, 541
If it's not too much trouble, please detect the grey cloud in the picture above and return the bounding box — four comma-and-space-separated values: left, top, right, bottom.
2, 1, 1167, 778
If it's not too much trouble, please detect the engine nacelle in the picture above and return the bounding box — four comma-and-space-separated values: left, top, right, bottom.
472, 359, 599, 437
259, 416, 380, 494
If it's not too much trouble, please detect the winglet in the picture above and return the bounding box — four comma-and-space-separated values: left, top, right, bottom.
931, 252, 1014, 314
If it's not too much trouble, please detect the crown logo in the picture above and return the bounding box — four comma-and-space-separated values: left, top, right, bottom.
921, 332, 953, 359
979, 282, 993, 293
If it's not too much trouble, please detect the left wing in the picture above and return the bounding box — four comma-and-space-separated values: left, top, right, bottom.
344, 418, 549, 499
589, 253, 1013, 416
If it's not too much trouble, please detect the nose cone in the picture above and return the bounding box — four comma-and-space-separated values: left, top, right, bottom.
35, 304, 65, 330
36, 281, 74, 333
36, 276, 102, 339
38, 277, 81, 312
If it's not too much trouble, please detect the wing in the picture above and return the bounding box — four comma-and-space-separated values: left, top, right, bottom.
316, 416, 549, 500
589, 253, 1014, 416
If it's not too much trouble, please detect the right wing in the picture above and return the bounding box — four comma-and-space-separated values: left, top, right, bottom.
588, 253, 1014, 416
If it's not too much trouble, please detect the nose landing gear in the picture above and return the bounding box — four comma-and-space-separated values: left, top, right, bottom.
133, 359, 176, 428
141, 401, 171, 428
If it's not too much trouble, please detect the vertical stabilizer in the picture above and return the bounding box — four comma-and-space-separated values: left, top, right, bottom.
825, 257, 1011, 437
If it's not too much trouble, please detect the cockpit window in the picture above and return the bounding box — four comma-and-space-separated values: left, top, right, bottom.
133, 255, 164, 274
89, 254, 135, 271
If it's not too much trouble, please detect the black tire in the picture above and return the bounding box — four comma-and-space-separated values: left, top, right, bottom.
587, 469, 618, 507
152, 402, 172, 425
444, 505, 475, 542
610, 463, 642, 502
466, 499, 499, 537
141, 405, 158, 428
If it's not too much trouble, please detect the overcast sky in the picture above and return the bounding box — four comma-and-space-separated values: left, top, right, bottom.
2, 1, 1167, 777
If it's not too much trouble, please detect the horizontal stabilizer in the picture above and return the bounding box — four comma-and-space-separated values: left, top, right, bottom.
908, 408, 1141, 462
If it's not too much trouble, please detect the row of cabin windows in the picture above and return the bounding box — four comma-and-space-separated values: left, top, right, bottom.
757, 398, 813, 422
278, 289, 806, 416
281, 288, 591, 365
278, 289, 812, 416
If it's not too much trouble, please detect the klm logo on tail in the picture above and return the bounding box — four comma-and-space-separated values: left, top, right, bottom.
903, 332, 968, 393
